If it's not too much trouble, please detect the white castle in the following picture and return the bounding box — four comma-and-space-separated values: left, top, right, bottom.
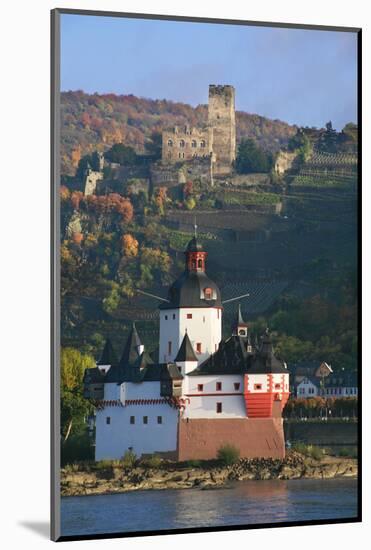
84, 235, 290, 461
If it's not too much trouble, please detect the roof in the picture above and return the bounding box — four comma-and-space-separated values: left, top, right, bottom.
232, 304, 248, 334
97, 338, 119, 367
297, 376, 321, 388
248, 332, 288, 375
174, 332, 198, 362
188, 335, 250, 376
159, 270, 222, 309
186, 236, 203, 252
119, 323, 142, 367
324, 372, 358, 388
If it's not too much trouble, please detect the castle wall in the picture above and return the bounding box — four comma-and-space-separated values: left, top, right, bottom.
162, 126, 212, 163
177, 417, 285, 460
184, 374, 246, 419
159, 307, 222, 365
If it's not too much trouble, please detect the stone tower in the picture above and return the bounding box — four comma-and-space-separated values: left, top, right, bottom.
208, 85, 236, 176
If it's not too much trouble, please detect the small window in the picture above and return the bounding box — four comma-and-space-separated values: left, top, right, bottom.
106, 417, 111, 425
130, 416, 135, 424
254, 383, 262, 390
192, 260, 196, 269
168, 341, 172, 354
234, 383, 240, 391
204, 287, 212, 299
157, 416, 163, 424
168, 139, 173, 147
191, 140, 197, 148
200, 140, 206, 148
198, 259, 203, 268
179, 139, 185, 148
198, 384, 204, 392
187, 313, 193, 319
165, 315, 168, 320
143, 416, 148, 424
101, 369, 106, 374
196, 343, 202, 354
172, 314, 176, 320
216, 382, 222, 391
275, 383, 281, 389
216, 402, 222, 413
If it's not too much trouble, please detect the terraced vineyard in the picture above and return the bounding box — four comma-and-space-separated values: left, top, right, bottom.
289, 151, 358, 188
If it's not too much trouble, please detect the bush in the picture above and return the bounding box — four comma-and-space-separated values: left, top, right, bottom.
338, 447, 358, 458
121, 449, 137, 468
217, 444, 240, 466
292, 443, 323, 460
140, 454, 162, 468
185, 459, 202, 468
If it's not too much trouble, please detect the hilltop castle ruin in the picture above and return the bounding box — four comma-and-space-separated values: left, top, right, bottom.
161, 85, 236, 177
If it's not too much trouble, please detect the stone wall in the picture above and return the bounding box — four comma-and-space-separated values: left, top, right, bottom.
208, 85, 236, 176
162, 126, 212, 163
177, 417, 286, 460
274, 150, 299, 175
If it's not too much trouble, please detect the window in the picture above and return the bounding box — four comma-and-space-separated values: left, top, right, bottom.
196, 343, 202, 354
101, 369, 106, 374
179, 152, 182, 158
198, 259, 203, 269
254, 383, 262, 390
216, 402, 222, 413
234, 383, 240, 391
157, 416, 163, 424
143, 416, 148, 424
172, 314, 176, 320
187, 313, 193, 319
167, 139, 173, 147
130, 416, 135, 425
275, 383, 281, 389
197, 384, 204, 392
168, 341, 172, 355
179, 139, 185, 148
200, 140, 206, 148
191, 140, 197, 148
165, 315, 168, 320
204, 287, 212, 299
192, 259, 196, 269
106, 417, 111, 425
216, 382, 222, 391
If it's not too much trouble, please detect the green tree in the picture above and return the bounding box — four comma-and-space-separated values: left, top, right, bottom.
60, 347, 95, 441
236, 138, 273, 173
105, 143, 137, 165
145, 130, 162, 159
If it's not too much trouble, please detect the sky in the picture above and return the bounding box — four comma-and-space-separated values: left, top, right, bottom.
60, 14, 358, 130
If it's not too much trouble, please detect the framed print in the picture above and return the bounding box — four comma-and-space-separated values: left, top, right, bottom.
51, 8, 361, 542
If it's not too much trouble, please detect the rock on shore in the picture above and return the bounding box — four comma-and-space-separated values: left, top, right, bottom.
61, 452, 357, 497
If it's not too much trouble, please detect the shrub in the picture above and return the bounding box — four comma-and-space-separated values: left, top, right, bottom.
140, 454, 162, 468
217, 444, 240, 466
121, 449, 137, 468
185, 459, 202, 468
292, 443, 323, 460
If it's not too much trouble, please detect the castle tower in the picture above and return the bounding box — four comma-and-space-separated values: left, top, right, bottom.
159, 234, 222, 365
208, 85, 236, 176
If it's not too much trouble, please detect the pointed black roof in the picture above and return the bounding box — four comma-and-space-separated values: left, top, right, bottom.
175, 332, 198, 362
188, 335, 249, 376
232, 304, 248, 334
119, 323, 142, 367
97, 338, 119, 367
249, 331, 287, 374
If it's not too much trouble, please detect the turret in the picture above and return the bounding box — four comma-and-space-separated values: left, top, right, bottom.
174, 331, 198, 376
97, 337, 118, 375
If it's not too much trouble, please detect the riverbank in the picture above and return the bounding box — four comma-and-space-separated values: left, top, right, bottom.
61, 451, 357, 497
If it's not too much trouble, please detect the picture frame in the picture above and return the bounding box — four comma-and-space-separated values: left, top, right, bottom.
51, 8, 361, 542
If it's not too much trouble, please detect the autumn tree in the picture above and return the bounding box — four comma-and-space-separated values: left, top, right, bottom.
71, 191, 84, 210
61, 347, 95, 441
122, 233, 139, 257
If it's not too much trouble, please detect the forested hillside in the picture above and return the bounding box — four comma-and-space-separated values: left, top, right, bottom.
61, 91, 296, 175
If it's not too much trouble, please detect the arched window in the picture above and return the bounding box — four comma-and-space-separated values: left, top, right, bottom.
204, 287, 213, 299
192, 259, 196, 269
200, 140, 206, 148
191, 140, 197, 148
167, 139, 173, 147
198, 259, 202, 268
179, 139, 185, 148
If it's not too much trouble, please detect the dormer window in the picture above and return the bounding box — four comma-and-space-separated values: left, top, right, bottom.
204, 287, 213, 300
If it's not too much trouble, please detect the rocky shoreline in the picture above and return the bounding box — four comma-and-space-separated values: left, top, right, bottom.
61, 452, 357, 497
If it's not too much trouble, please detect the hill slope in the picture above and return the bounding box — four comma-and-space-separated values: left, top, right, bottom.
61, 90, 296, 175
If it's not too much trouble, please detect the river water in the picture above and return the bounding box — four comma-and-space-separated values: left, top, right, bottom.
61, 478, 358, 537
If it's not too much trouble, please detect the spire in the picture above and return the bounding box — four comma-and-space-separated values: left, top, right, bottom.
259, 328, 274, 358
232, 304, 248, 337
119, 323, 143, 367
97, 337, 118, 366
174, 332, 198, 362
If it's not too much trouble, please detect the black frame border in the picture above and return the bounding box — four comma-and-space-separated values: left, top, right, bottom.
51, 7, 362, 543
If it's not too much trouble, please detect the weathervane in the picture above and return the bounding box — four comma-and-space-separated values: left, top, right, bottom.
194, 216, 197, 238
